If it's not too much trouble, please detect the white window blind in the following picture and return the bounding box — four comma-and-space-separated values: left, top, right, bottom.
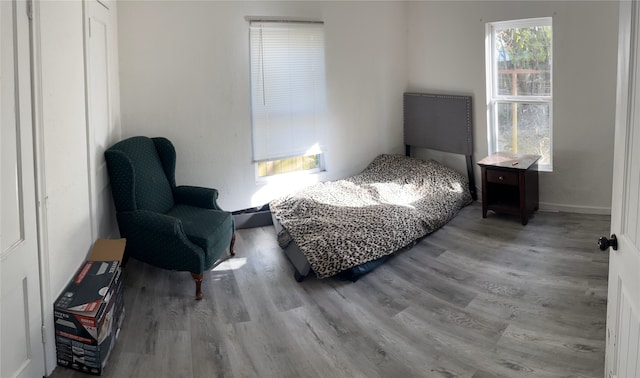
249, 21, 326, 162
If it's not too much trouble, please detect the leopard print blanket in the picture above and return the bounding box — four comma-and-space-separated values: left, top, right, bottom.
269, 154, 473, 279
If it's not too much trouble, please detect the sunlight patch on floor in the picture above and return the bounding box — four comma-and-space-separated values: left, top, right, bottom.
211, 257, 247, 272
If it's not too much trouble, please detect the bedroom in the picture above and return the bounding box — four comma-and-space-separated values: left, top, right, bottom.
1, 0, 628, 377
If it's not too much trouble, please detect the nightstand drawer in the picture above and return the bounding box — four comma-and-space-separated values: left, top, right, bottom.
486, 169, 518, 186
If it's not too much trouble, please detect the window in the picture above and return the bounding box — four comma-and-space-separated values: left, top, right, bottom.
486, 17, 553, 171
249, 21, 326, 178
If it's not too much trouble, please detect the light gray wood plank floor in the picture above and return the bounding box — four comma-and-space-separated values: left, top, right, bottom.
49, 202, 610, 378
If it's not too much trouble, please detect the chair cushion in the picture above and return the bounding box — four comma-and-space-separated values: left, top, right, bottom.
166, 205, 233, 253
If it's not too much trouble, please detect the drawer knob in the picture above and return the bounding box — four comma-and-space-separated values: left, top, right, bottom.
498, 176, 504, 181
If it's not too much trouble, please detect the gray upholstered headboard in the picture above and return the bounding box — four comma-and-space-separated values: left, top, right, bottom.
403, 92, 477, 200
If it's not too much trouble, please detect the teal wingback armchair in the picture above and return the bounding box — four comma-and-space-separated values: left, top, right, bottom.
105, 136, 235, 300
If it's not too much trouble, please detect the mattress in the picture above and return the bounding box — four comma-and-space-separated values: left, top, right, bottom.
270, 154, 472, 279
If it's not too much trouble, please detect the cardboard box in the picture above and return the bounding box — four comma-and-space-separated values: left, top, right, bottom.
54, 239, 126, 375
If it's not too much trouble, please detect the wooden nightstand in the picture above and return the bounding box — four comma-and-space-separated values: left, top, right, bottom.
478, 152, 540, 225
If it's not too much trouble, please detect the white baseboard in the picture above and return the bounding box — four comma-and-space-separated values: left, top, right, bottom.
538, 202, 611, 215
474, 188, 611, 215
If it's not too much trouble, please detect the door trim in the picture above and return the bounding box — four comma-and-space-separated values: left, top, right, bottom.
28, 0, 55, 372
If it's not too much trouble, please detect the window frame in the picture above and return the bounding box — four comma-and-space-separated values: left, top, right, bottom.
486, 17, 553, 172
248, 20, 327, 179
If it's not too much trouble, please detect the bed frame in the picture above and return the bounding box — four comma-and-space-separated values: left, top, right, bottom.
274, 92, 476, 281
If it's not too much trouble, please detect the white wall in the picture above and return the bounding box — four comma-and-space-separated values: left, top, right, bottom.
119, 0, 618, 213
34, 0, 121, 373
117, 1, 408, 211
407, 1, 619, 214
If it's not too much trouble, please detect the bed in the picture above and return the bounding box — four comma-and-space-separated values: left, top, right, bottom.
270, 93, 476, 281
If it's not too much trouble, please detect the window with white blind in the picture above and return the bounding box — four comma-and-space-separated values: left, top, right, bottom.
486, 17, 553, 171
249, 21, 326, 178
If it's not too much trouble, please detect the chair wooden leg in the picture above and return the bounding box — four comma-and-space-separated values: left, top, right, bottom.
229, 233, 236, 256
191, 273, 204, 300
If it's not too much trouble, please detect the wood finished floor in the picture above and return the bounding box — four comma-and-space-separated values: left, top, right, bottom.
49, 202, 610, 378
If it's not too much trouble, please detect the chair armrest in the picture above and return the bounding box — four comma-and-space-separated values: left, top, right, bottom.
174, 186, 222, 210
116, 210, 206, 273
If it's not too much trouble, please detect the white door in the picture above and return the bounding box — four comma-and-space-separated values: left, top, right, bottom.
85, 0, 114, 240
0, 0, 46, 377
605, 1, 640, 377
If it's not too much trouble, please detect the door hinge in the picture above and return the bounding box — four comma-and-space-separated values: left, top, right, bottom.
26, 0, 33, 20
41, 325, 47, 344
